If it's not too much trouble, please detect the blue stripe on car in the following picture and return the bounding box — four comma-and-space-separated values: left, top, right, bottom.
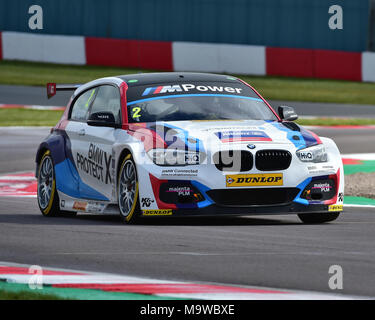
191, 180, 214, 208
55, 158, 109, 201
269, 122, 306, 149
293, 177, 312, 206
127, 94, 263, 106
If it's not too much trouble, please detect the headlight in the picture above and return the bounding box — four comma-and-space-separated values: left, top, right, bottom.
296, 144, 328, 163
147, 149, 205, 166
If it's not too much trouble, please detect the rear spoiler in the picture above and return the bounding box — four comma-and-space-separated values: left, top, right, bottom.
46, 83, 81, 99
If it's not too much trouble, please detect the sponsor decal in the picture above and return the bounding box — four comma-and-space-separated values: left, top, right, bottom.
141, 197, 155, 207
312, 183, 332, 193
226, 177, 234, 184
167, 186, 192, 196
73, 201, 88, 211
60, 200, 65, 208
298, 151, 313, 161
76, 143, 112, 184
215, 130, 272, 143
226, 174, 283, 187
328, 204, 343, 212
142, 84, 243, 96
161, 169, 198, 177
87, 202, 106, 213
301, 179, 336, 201
142, 209, 173, 216
201, 126, 260, 132
307, 165, 336, 175
338, 192, 344, 203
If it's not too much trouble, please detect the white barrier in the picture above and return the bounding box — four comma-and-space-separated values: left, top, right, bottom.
2, 31, 86, 65
173, 42, 265, 75
1, 31, 374, 82
362, 51, 375, 82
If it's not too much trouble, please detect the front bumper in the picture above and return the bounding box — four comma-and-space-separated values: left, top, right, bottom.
135, 140, 344, 217
140, 173, 344, 217
141, 202, 342, 217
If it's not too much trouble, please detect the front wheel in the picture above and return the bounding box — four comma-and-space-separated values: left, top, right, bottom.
298, 212, 340, 224
118, 154, 140, 224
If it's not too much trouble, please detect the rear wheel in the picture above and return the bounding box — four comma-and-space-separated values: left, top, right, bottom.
118, 154, 140, 224
37, 150, 77, 217
298, 212, 340, 224
37, 150, 61, 217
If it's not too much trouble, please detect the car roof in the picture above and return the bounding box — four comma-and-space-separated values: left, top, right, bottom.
117, 72, 241, 86
74, 72, 245, 98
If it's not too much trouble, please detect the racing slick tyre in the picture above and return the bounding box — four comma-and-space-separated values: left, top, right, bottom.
37, 150, 65, 217
118, 154, 140, 224
297, 212, 340, 224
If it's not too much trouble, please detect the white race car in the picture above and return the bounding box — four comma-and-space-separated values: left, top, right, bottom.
36, 72, 344, 224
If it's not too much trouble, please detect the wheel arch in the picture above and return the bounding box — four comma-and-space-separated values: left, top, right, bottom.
116, 147, 134, 182
35, 142, 50, 177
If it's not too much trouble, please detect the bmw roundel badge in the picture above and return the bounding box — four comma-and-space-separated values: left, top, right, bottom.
247, 144, 256, 149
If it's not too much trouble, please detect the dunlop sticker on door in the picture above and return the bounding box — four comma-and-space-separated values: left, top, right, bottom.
226, 173, 283, 187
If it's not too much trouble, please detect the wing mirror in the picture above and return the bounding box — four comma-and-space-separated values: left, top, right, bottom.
278, 106, 298, 121
87, 112, 121, 128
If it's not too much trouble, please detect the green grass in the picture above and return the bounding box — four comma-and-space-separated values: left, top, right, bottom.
0, 281, 182, 300
0, 60, 145, 87
0, 289, 66, 300
296, 118, 375, 126
0, 109, 63, 126
244, 75, 375, 105
0, 282, 66, 300
1, 60, 375, 105
1, 108, 375, 127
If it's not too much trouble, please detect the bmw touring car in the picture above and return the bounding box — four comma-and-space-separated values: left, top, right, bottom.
36, 72, 344, 224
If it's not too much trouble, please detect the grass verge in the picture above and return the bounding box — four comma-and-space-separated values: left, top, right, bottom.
0, 289, 65, 300
0, 109, 63, 126
1, 109, 375, 127
296, 118, 375, 126
1, 60, 375, 105
0, 281, 181, 300
0, 282, 65, 300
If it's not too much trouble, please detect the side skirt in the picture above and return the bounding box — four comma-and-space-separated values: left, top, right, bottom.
57, 190, 120, 214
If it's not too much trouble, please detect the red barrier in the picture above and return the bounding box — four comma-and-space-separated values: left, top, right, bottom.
266, 47, 314, 78
85, 37, 173, 71
266, 47, 362, 81
314, 50, 362, 81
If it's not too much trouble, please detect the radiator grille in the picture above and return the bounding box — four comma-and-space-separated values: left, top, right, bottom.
213, 150, 253, 172
255, 150, 292, 171
206, 188, 299, 206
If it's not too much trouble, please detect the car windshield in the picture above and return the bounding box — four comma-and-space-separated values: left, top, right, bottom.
126, 83, 278, 123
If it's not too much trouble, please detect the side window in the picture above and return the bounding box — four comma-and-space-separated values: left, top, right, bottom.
89, 85, 122, 124
70, 88, 97, 122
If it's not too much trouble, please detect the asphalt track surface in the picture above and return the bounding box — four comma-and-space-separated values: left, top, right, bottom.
1, 84, 375, 297
1, 126, 375, 297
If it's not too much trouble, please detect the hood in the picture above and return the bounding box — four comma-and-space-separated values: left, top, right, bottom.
129, 120, 321, 151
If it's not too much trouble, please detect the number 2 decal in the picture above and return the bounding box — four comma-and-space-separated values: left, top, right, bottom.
132, 106, 141, 118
